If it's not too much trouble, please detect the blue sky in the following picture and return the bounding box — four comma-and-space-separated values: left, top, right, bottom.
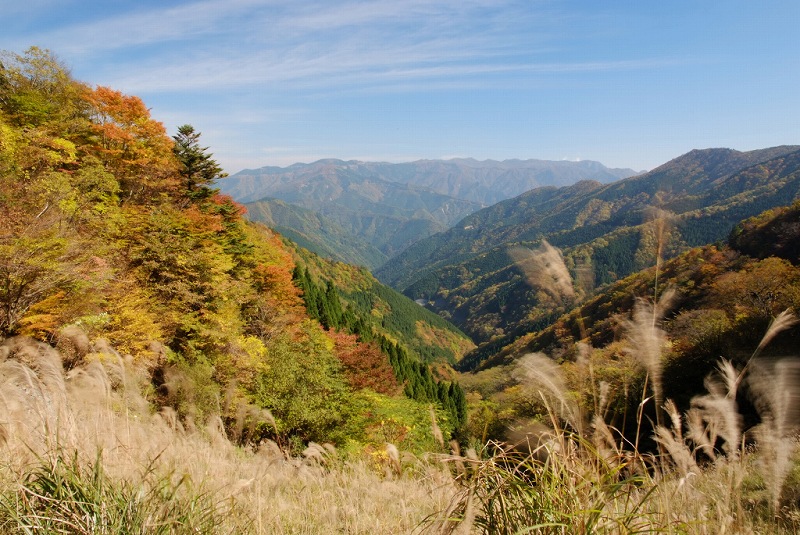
4, 0, 799, 173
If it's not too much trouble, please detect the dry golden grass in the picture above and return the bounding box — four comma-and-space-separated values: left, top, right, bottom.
438, 240, 800, 534
0, 335, 457, 534
2, 300, 800, 534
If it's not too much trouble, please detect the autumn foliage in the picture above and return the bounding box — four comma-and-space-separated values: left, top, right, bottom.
0, 47, 467, 450
84, 86, 179, 200
331, 331, 399, 394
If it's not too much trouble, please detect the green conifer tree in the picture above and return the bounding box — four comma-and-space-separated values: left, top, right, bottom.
172, 124, 227, 201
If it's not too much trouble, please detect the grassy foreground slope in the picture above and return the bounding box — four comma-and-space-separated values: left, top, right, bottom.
0, 335, 459, 534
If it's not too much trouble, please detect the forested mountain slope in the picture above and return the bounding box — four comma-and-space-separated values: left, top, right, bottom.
290, 245, 475, 366
0, 47, 471, 452
460, 201, 800, 444
376, 146, 800, 366
244, 197, 388, 269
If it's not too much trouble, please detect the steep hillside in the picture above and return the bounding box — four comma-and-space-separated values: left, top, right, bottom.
290, 245, 475, 366
0, 48, 470, 452
459, 201, 800, 445
376, 146, 800, 364
729, 201, 800, 264
244, 197, 388, 269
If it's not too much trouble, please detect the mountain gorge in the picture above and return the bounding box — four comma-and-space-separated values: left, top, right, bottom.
220, 144, 800, 374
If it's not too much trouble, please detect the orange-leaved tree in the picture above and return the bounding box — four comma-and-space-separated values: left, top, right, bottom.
84, 86, 179, 203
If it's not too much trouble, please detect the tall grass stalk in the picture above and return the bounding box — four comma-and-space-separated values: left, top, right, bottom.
0, 449, 229, 534
508, 241, 575, 305
435, 303, 800, 533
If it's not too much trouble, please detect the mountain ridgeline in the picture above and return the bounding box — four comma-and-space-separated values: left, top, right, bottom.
372, 146, 800, 369
221, 158, 638, 267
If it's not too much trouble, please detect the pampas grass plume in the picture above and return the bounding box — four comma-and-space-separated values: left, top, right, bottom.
508, 241, 575, 303
758, 309, 798, 352
513, 352, 578, 430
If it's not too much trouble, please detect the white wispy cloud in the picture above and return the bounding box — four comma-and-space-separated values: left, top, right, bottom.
17, 0, 592, 94
19, 0, 272, 55
107, 48, 684, 95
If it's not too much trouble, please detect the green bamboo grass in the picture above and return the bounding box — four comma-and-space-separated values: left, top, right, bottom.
0, 449, 242, 534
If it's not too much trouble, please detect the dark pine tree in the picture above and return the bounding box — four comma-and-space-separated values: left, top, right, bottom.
172, 124, 228, 201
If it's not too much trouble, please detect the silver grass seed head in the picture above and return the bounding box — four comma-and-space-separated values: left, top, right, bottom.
758, 309, 799, 352
509, 241, 575, 303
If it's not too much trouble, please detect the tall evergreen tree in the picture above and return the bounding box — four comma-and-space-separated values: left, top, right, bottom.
172, 124, 227, 200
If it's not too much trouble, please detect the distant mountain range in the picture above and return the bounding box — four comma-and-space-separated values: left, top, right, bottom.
339, 158, 639, 205
220, 158, 638, 266
372, 145, 800, 365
